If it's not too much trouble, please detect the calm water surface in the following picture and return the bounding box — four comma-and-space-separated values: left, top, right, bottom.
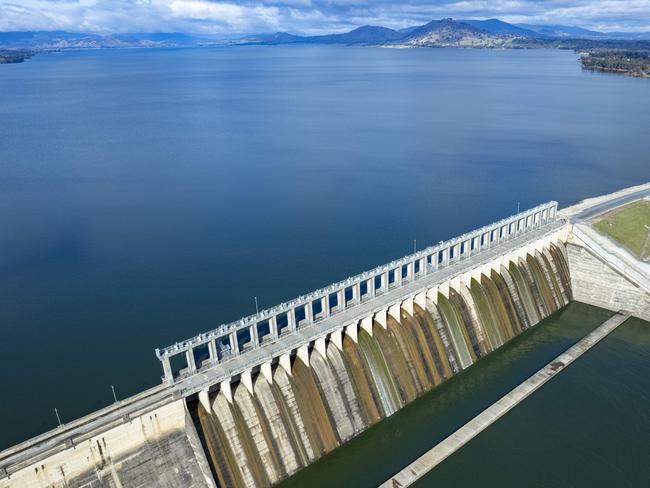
0, 46, 648, 448
414, 316, 650, 488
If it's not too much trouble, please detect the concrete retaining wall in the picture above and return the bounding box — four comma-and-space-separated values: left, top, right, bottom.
1, 401, 215, 488
567, 243, 650, 321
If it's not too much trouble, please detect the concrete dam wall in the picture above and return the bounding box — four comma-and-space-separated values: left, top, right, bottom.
3, 201, 586, 488
192, 244, 572, 488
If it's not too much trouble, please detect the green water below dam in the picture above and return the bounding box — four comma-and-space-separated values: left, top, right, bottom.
414, 314, 650, 488
278, 302, 627, 488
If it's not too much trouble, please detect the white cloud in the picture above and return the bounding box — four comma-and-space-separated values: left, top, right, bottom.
1, 0, 649, 34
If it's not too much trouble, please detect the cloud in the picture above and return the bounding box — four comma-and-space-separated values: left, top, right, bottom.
1, 0, 649, 34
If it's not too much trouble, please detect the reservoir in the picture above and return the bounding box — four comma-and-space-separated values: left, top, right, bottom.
1, 46, 649, 451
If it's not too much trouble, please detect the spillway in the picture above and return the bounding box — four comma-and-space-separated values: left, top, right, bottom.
9, 199, 610, 488
191, 245, 572, 487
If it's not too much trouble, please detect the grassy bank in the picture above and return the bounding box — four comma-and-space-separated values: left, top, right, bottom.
593, 200, 650, 259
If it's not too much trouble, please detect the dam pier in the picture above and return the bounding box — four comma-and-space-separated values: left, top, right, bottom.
1, 187, 649, 488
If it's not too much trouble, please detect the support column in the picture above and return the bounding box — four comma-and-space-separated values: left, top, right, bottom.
381, 272, 388, 291
305, 303, 313, 323
269, 315, 278, 339
338, 289, 346, 310
250, 324, 259, 347
402, 297, 414, 317
406, 262, 414, 280
395, 267, 402, 286
388, 303, 401, 323
315, 337, 327, 358
208, 340, 218, 364
345, 323, 358, 343
241, 370, 254, 395
287, 308, 296, 331
230, 331, 240, 355
279, 354, 292, 376
330, 329, 343, 350
220, 379, 233, 404
360, 316, 373, 336
375, 308, 387, 329
353, 282, 361, 304
297, 345, 310, 366
186, 348, 197, 373
199, 389, 211, 414
261, 362, 273, 384
162, 355, 173, 383
322, 296, 330, 318
368, 278, 376, 298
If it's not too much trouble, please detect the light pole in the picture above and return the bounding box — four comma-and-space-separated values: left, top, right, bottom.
54, 408, 62, 427
254, 296, 259, 314
111, 385, 118, 403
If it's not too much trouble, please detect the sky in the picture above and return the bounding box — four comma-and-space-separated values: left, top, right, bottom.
1, 0, 649, 35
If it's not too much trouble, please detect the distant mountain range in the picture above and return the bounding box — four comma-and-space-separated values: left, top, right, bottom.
236, 18, 650, 48
0, 31, 210, 50
1, 18, 650, 51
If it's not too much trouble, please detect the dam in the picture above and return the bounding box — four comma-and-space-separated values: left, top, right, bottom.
1, 188, 649, 488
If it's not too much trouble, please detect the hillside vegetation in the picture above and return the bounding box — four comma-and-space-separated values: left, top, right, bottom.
0, 49, 31, 64
579, 49, 650, 77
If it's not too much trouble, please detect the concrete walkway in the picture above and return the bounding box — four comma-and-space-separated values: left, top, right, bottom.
378, 312, 629, 488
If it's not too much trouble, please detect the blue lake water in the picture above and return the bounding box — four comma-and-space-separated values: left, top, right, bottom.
0, 46, 648, 449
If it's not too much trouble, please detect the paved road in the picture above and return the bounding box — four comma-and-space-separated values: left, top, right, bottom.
571, 187, 650, 222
